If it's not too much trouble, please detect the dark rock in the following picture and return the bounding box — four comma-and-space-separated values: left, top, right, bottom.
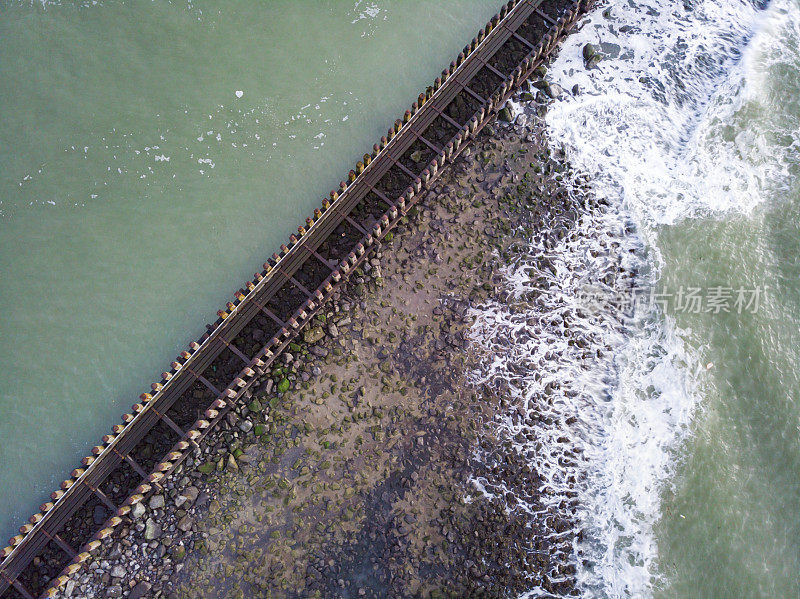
498, 107, 513, 123
128, 582, 152, 599
582, 43, 602, 69
177, 515, 194, 532
310, 346, 328, 358
194, 491, 210, 508
93, 505, 106, 525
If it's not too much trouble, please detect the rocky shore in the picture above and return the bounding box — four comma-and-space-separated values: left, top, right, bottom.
55, 56, 613, 598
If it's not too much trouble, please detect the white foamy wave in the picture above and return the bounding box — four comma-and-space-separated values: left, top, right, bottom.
508, 0, 784, 596
467, 166, 699, 596
468, 0, 790, 596
545, 0, 787, 230
570, 313, 700, 598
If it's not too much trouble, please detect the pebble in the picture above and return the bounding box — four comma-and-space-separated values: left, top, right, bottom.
177, 516, 194, 532
110, 565, 126, 578
131, 502, 146, 519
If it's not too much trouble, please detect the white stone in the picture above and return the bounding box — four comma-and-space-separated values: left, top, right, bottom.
131, 502, 146, 519
110, 564, 126, 578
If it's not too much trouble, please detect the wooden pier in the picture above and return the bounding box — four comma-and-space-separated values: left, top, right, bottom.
0, 1, 590, 596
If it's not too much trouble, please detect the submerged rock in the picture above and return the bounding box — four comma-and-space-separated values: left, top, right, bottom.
227, 454, 239, 472
546, 84, 563, 99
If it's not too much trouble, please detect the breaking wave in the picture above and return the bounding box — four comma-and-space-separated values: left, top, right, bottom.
468, 0, 789, 596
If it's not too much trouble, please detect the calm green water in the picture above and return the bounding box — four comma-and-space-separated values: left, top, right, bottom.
656, 194, 800, 598
0, 0, 497, 543
546, 0, 800, 596
647, 4, 800, 596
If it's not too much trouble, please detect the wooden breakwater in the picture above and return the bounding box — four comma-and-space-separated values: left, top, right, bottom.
0, 1, 591, 596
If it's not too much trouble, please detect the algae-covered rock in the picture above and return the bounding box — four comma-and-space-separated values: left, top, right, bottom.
277, 378, 290, 394
303, 326, 325, 344
582, 43, 602, 68
170, 544, 186, 560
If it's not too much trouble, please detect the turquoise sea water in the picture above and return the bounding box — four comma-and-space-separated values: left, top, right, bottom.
0, 0, 498, 544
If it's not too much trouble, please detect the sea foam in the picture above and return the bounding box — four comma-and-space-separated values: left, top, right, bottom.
468, 0, 784, 596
